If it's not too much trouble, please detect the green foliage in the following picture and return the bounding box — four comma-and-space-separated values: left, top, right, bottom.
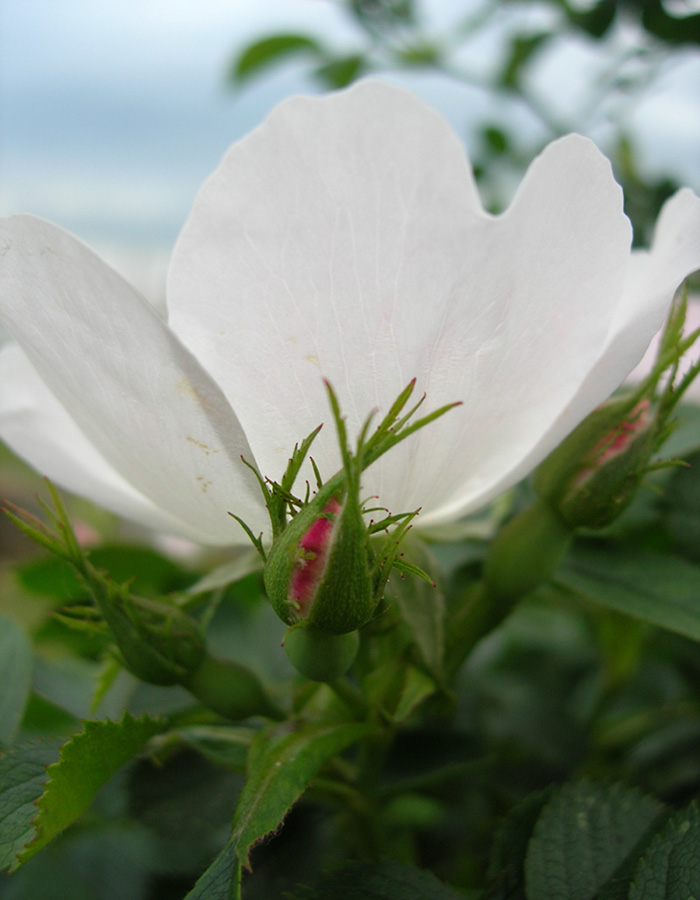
183, 839, 239, 900
499, 32, 551, 89
3, 2, 700, 896
286, 858, 467, 899
0, 615, 33, 750
628, 803, 700, 899
230, 34, 325, 84
0, 714, 164, 870
0, 738, 64, 871
232, 720, 374, 867
557, 543, 700, 642
314, 54, 367, 89
524, 781, 663, 900
226, 0, 699, 241
384, 536, 446, 680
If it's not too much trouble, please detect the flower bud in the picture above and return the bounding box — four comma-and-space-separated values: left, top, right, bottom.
534, 395, 655, 529
264, 484, 375, 635
98, 585, 206, 686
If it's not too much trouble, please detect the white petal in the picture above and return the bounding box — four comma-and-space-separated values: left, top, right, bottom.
167, 79, 484, 502
0, 216, 266, 545
0, 343, 201, 538
167, 81, 634, 522
513, 187, 700, 484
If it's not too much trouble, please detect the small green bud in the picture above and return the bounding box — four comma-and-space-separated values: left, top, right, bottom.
98, 586, 206, 686
283, 624, 360, 682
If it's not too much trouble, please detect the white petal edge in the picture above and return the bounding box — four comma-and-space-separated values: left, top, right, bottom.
0, 215, 267, 545
0, 342, 207, 539
491, 186, 700, 501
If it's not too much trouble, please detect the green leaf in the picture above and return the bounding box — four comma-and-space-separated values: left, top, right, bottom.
286, 859, 466, 899
556, 543, 700, 641
183, 839, 240, 900
386, 537, 445, 679
314, 53, 366, 89
232, 720, 373, 867
0, 614, 33, 749
662, 448, 700, 563
0, 738, 63, 871
499, 32, 550, 89
487, 788, 552, 899
230, 34, 324, 84
629, 802, 700, 899
525, 780, 663, 900
174, 724, 253, 771
392, 666, 437, 723
16, 713, 164, 866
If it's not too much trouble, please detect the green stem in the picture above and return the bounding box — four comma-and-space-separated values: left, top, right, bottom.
379, 756, 496, 799
328, 676, 369, 719
183, 652, 284, 722
447, 497, 574, 674
230, 859, 242, 900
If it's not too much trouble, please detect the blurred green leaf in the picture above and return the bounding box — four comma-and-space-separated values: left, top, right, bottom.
128, 749, 241, 875
232, 720, 374, 867
487, 788, 552, 899
396, 41, 441, 66
499, 32, 551, 89
174, 724, 253, 771
386, 537, 445, 679
482, 125, 511, 156
661, 450, 700, 564
16, 713, 164, 867
560, 0, 617, 38
0, 614, 33, 749
629, 802, 700, 899
525, 780, 663, 900
640, 0, 700, 46
286, 858, 466, 899
348, 0, 416, 30
556, 543, 700, 642
184, 549, 261, 596
230, 34, 325, 85
17, 544, 193, 602
314, 54, 367, 89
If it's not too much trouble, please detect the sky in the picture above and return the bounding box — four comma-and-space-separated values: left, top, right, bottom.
2, 0, 699, 298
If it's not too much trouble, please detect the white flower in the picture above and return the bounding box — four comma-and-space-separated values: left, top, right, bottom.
1, 81, 699, 546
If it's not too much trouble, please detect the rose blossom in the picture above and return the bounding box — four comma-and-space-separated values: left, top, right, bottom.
1, 81, 699, 545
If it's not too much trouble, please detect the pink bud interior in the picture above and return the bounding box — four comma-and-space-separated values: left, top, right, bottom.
573, 399, 652, 490
591, 399, 651, 466
289, 498, 342, 617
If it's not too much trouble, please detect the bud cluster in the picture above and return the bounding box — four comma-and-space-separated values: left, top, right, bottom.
235, 380, 458, 680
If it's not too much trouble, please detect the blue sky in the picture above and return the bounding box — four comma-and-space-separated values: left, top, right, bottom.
2, 0, 699, 293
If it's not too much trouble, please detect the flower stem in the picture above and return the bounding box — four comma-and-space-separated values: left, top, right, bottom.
328, 676, 369, 718
446, 497, 574, 674
183, 652, 284, 721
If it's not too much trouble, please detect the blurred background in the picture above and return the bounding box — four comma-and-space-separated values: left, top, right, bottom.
2, 0, 699, 304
